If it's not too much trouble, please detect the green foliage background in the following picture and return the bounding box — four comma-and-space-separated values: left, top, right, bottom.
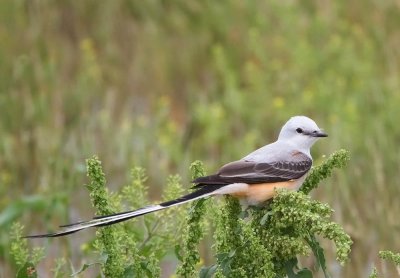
1, 0, 400, 277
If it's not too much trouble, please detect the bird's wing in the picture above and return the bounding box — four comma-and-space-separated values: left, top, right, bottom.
193, 153, 312, 185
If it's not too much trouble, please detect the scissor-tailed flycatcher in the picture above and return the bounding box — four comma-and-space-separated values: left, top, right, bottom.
27, 116, 327, 238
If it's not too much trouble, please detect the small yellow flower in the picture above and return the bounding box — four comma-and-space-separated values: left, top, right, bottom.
273, 97, 285, 109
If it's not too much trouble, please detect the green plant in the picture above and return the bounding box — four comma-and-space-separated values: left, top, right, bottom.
67, 156, 188, 277
369, 250, 400, 277
9, 223, 44, 278
201, 149, 352, 277
177, 161, 209, 277
369, 267, 378, 278
10, 150, 351, 277
379, 250, 400, 266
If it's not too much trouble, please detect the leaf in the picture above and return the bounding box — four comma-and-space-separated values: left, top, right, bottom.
123, 265, 135, 277
215, 251, 235, 276
215, 252, 230, 261
220, 259, 233, 276
260, 211, 273, 225
285, 258, 298, 278
17, 262, 37, 278
70, 263, 92, 276
0, 195, 48, 227
296, 269, 313, 278
284, 258, 313, 278
70, 255, 107, 277
238, 210, 249, 219
174, 244, 183, 262
140, 261, 154, 277
199, 264, 218, 278
307, 234, 329, 278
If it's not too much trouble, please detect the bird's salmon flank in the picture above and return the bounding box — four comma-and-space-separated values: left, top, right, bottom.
244, 176, 307, 205
27, 116, 327, 238
227, 176, 307, 206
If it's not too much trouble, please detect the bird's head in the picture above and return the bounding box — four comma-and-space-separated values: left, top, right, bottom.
278, 116, 328, 152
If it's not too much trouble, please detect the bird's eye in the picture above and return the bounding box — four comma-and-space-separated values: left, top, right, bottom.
296, 128, 303, 134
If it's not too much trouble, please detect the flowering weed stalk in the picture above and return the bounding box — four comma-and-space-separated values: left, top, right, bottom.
177, 160, 208, 277
86, 156, 125, 277
10, 222, 44, 278
12, 150, 353, 277
203, 149, 352, 277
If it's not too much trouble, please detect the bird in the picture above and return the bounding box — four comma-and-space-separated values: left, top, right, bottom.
27, 115, 327, 238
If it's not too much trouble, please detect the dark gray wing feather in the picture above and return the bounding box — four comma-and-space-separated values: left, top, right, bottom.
193, 153, 312, 186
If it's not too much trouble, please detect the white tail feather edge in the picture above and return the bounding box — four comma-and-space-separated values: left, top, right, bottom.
48, 192, 215, 236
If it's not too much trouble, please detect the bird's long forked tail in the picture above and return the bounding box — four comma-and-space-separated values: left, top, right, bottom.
25, 184, 224, 238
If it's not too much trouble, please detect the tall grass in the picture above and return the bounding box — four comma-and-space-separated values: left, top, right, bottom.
1, 0, 400, 276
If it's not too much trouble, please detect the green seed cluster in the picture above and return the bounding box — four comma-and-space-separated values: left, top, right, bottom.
122, 167, 149, 209
208, 149, 353, 277
300, 149, 350, 194
265, 189, 352, 265
177, 160, 208, 277
369, 267, 378, 278
86, 156, 125, 277
370, 250, 400, 277
10, 223, 29, 267
9, 223, 44, 277
379, 250, 400, 266
214, 198, 275, 278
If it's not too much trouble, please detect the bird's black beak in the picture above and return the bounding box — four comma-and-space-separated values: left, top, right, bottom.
311, 130, 328, 137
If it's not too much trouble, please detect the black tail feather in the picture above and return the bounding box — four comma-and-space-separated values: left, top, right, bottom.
160, 184, 224, 206
25, 184, 225, 238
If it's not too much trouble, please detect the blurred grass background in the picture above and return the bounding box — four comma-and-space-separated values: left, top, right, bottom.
1, 0, 400, 277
